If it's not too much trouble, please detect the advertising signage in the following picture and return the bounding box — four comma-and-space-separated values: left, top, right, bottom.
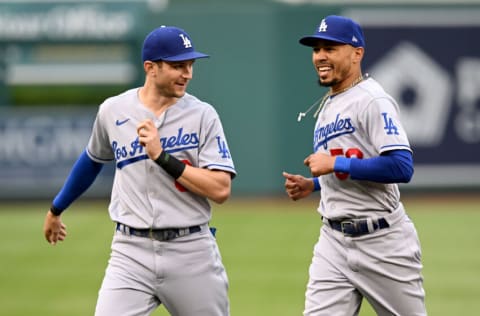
0, 1, 149, 105
348, 8, 480, 188
0, 2, 142, 42
0, 107, 115, 199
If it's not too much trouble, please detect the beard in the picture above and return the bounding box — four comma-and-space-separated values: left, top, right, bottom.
317, 78, 338, 87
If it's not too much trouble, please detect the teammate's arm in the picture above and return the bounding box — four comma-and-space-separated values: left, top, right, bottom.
44, 150, 104, 245
137, 119, 232, 203
305, 149, 413, 183
177, 167, 232, 204
282, 172, 318, 201
335, 149, 413, 183
50, 149, 104, 214
152, 148, 232, 203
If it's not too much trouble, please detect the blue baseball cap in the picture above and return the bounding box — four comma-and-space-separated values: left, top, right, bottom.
142, 26, 209, 62
299, 15, 365, 48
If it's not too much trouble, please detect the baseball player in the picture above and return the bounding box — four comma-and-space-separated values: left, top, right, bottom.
283, 16, 427, 315
43, 26, 236, 316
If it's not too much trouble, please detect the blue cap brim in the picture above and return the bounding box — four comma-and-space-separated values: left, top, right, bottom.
299, 35, 351, 47
161, 51, 210, 62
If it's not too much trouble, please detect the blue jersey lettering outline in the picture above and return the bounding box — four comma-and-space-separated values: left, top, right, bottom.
113, 127, 200, 169
313, 113, 356, 151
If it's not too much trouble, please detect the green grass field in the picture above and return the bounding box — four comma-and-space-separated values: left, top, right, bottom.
0, 195, 479, 315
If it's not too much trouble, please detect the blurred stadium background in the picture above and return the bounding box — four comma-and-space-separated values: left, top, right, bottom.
0, 0, 479, 315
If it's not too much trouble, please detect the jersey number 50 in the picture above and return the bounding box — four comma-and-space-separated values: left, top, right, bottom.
330, 148, 363, 180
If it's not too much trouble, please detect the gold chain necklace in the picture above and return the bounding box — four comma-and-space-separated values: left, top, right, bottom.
297, 73, 367, 122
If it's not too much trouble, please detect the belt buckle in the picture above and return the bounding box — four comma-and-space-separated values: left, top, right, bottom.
147, 228, 180, 241
164, 229, 178, 241
340, 220, 356, 236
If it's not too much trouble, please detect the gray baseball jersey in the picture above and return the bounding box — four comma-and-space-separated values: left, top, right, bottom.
313, 77, 411, 219
305, 77, 426, 315
86, 88, 236, 228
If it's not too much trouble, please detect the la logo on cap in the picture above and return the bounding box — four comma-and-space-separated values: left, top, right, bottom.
179, 34, 192, 48
318, 19, 328, 32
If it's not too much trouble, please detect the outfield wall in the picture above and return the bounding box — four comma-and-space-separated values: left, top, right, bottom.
0, 1, 479, 198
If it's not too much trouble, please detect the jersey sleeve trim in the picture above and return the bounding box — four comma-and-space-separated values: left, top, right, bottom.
86, 148, 115, 163
380, 144, 412, 153
206, 164, 237, 178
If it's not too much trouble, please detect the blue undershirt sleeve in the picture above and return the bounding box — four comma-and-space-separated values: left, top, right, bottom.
334, 150, 413, 183
52, 149, 104, 213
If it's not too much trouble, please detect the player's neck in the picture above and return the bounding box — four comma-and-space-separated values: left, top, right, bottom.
308, 73, 367, 120
330, 73, 364, 96
138, 87, 178, 116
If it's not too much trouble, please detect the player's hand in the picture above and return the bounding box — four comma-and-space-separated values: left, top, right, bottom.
137, 119, 162, 160
283, 172, 314, 201
43, 210, 67, 245
304, 153, 335, 177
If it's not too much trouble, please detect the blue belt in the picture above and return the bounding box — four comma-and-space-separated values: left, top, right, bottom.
327, 217, 389, 237
116, 222, 201, 241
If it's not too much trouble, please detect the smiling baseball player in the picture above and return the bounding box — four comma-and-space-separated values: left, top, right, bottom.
283, 15, 427, 315
43, 26, 236, 316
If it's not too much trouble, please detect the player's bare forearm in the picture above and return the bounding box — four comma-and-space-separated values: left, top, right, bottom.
136, 119, 233, 203
283, 172, 314, 201
304, 153, 335, 177
43, 210, 67, 245
177, 167, 232, 204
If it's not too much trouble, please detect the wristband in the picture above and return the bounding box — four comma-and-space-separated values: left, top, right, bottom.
50, 204, 63, 216
154, 151, 186, 179
334, 156, 351, 173
312, 177, 321, 191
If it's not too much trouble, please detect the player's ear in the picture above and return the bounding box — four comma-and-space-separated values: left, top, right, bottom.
144, 60, 156, 75
352, 47, 364, 64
